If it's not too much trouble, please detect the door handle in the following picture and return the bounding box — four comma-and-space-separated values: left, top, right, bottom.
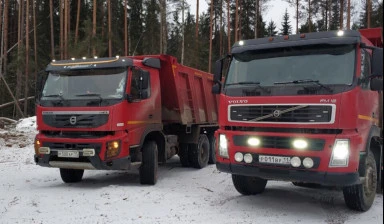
149, 114, 153, 119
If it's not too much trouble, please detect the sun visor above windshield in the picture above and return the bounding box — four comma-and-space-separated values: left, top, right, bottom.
46, 57, 133, 72
232, 37, 360, 54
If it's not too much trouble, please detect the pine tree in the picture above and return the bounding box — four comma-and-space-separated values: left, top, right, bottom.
330, 0, 340, 30
129, 0, 144, 55
267, 20, 278, 36
280, 9, 292, 35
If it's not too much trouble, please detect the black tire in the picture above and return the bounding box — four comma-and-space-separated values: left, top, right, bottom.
60, 168, 84, 183
343, 151, 377, 211
140, 141, 158, 185
232, 174, 267, 195
208, 134, 216, 164
178, 143, 190, 167
188, 134, 210, 169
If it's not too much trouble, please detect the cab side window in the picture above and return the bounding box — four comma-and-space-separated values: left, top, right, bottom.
360, 49, 371, 90
130, 68, 150, 100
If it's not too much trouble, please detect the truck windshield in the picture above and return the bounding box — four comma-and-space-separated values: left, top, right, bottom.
225, 44, 356, 87
41, 68, 127, 102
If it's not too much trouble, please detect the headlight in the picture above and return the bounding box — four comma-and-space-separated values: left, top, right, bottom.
292, 139, 308, 150
329, 139, 350, 167
247, 137, 261, 147
219, 134, 229, 158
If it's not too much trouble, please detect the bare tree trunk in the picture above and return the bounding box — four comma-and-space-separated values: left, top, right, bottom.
367, 0, 371, 28
340, 0, 344, 29
255, 0, 259, 38
92, 0, 97, 56
64, 0, 69, 59
308, 0, 311, 32
347, 0, 351, 29
60, 0, 64, 59
181, 0, 185, 65
209, 0, 214, 73
24, 0, 30, 115
75, 0, 81, 45
108, 0, 112, 57
0, 2, 4, 76
220, 0, 223, 56
158, 0, 167, 54
328, 0, 332, 30
16, 0, 25, 111
296, 0, 299, 34
124, 0, 128, 55
3, 0, 9, 78
235, 0, 239, 42
239, 0, 242, 39
33, 0, 37, 83
227, 0, 231, 52
50, 0, 55, 59
195, 0, 199, 67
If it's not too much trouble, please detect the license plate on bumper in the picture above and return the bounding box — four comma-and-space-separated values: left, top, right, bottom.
259, 155, 291, 165
58, 150, 80, 158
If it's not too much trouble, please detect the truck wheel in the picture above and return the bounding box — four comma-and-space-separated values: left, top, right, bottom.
343, 151, 377, 211
60, 168, 84, 183
140, 141, 158, 185
178, 143, 190, 167
188, 134, 210, 169
232, 174, 267, 195
208, 135, 216, 164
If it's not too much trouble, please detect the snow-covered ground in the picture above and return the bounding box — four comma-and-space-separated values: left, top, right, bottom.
0, 117, 382, 224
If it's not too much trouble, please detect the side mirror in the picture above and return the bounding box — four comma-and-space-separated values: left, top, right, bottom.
214, 60, 223, 83
212, 83, 221, 94
370, 78, 383, 91
371, 48, 383, 77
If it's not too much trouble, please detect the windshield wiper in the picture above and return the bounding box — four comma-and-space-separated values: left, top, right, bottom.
226, 81, 271, 94
75, 93, 104, 105
274, 79, 333, 93
43, 94, 66, 105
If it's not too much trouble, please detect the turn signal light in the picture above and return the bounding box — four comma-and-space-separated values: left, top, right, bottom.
106, 141, 121, 159
34, 139, 41, 155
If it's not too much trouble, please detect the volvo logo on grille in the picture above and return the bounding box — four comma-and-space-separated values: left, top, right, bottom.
273, 110, 282, 118
69, 116, 77, 125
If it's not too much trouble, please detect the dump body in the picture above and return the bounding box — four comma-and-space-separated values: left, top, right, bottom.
213, 29, 383, 211
131, 55, 218, 125
34, 55, 218, 185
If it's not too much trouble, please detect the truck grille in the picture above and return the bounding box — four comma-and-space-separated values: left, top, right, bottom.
42, 111, 109, 128
230, 105, 334, 123
233, 135, 325, 151
43, 142, 102, 152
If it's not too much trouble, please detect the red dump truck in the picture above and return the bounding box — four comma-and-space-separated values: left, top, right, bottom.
213, 28, 383, 211
34, 55, 218, 185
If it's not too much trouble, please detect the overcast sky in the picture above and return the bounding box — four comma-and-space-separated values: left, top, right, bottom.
186, 0, 295, 33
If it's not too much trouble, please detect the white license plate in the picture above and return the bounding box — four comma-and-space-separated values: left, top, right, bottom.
259, 155, 291, 165
58, 150, 80, 158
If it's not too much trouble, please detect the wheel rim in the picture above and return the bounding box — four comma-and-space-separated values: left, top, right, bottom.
364, 166, 377, 198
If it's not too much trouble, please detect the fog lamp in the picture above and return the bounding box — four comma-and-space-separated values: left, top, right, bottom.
291, 157, 301, 168
244, 154, 253, 164
235, 152, 244, 162
303, 157, 314, 169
